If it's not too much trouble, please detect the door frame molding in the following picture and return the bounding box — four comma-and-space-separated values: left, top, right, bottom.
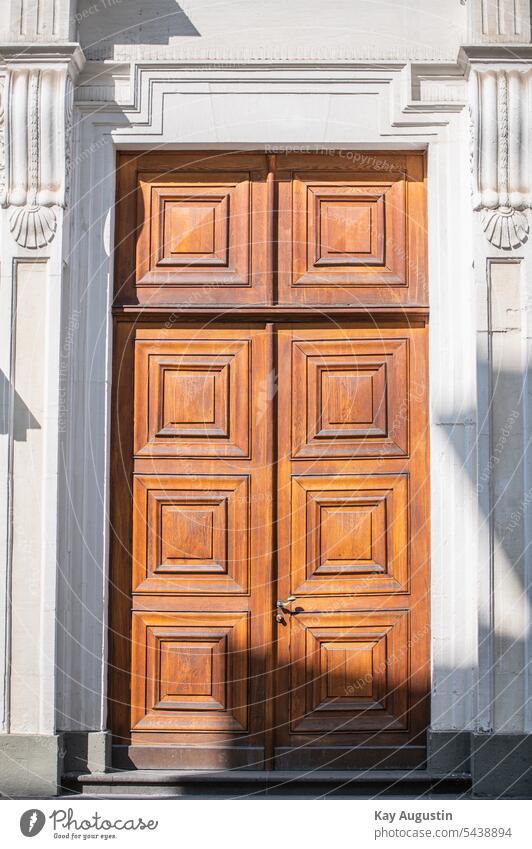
56, 67, 479, 753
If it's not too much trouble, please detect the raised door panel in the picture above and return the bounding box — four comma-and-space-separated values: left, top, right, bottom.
277, 155, 426, 306
290, 474, 408, 595
116, 153, 270, 306
134, 337, 250, 458
292, 173, 406, 285
289, 610, 409, 733
137, 172, 251, 287
291, 337, 408, 458
132, 474, 250, 594
131, 611, 249, 734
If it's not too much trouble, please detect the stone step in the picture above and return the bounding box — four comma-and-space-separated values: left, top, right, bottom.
75, 769, 472, 798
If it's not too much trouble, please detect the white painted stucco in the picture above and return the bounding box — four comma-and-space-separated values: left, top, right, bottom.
77, 0, 467, 61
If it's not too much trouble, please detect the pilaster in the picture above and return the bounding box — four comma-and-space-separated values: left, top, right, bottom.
0, 0, 83, 796
468, 0, 531, 44
0, 0, 77, 43
466, 4, 532, 793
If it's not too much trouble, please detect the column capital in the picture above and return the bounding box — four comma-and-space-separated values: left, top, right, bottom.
0, 43, 84, 248
470, 67, 532, 249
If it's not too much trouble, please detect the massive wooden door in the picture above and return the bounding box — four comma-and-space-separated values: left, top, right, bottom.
110, 152, 429, 770
275, 325, 429, 769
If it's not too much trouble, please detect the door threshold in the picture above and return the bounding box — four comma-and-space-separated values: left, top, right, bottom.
74, 769, 472, 798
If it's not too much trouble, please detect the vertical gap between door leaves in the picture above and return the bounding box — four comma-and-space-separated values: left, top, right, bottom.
264, 154, 277, 766
264, 320, 278, 769
267, 154, 278, 306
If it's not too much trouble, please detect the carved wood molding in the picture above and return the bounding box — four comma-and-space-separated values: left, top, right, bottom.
471, 68, 531, 249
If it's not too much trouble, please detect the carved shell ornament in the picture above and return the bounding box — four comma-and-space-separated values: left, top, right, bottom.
9, 205, 57, 249
481, 207, 529, 251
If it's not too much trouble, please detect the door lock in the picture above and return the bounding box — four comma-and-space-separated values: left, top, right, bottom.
275, 595, 296, 623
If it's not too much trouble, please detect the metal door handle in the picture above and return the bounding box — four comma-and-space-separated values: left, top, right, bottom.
275, 595, 296, 623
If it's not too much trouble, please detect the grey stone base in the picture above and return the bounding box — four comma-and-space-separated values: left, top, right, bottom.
61, 730, 111, 776
2, 729, 531, 798
0, 731, 111, 797
428, 730, 471, 773
471, 733, 532, 798
429, 730, 532, 797
0, 733, 62, 797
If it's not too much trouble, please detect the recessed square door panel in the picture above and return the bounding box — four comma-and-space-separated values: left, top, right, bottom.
291, 474, 408, 595
132, 475, 250, 594
134, 169, 269, 303
291, 337, 409, 458
134, 337, 250, 458
284, 173, 405, 287
131, 611, 249, 733
305, 181, 390, 272
277, 163, 426, 305
289, 610, 409, 733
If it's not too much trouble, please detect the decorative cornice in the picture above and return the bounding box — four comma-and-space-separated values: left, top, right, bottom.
81, 42, 459, 65
471, 68, 531, 249
73, 59, 468, 137
0, 43, 85, 71
0, 46, 82, 248
461, 44, 532, 63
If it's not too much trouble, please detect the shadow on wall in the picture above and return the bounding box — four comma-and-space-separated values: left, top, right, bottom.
447, 381, 531, 632
0, 370, 40, 441
434, 363, 531, 731
77, 0, 200, 54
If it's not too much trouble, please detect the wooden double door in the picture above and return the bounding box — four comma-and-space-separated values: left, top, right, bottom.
110, 152, 430, 770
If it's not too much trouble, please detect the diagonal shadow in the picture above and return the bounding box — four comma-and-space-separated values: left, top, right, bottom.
78, 0, 201, 54
0, 369, 40, 442
439, 370, 532, 626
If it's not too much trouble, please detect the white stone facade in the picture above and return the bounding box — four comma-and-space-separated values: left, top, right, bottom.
0, 0, 531, 796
